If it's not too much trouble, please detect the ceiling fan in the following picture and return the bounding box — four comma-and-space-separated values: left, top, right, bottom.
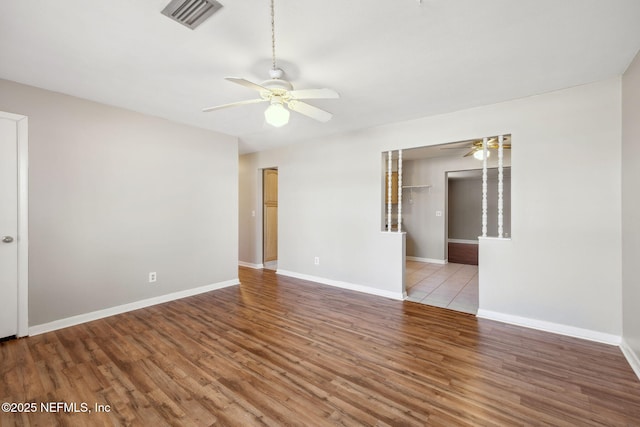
202, 0, 339, 127
442, 136, 512, 160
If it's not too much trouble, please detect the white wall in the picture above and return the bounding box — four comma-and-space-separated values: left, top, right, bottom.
622, 51, 640, 370
476, 79, 622, 340
0, 79, 239, 326
239, 77, 622, 338
240, 140, 406, 299
238, 153, 260, 267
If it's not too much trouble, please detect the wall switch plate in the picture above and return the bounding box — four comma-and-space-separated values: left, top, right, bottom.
314, 257, 320, 265
149, 272, 157, 283
251, 210, 255, 217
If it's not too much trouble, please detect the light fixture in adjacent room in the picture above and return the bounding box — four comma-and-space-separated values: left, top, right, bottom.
473, 150, 490, 161
264, 100, 290, 127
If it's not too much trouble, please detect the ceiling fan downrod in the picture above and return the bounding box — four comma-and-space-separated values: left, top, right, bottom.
270, 0, 278, 74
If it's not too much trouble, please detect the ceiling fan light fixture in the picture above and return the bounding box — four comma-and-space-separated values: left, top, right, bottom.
473, 150, 490, 161
264, 101, 290, 127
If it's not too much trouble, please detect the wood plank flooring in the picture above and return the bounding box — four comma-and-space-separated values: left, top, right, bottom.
1, 267, 640, 426
447, 243, 478, 266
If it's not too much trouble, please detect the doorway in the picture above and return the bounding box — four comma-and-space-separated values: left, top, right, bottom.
397, 136, 511, 314
447, 168, 511, 265
0, 111, 28, 339
263, 168, 278, 270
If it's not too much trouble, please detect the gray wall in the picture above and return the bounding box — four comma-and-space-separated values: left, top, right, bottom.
0, 79, 239, 326
448, 177, 482, 241
448, 170, 511, 241
622, 52, 640, 366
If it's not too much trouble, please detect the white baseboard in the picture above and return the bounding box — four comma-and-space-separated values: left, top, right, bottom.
29, 278, 240, 336
476, 309, 621, 346
276, 270, 405, 301
621, 338, 640, 381
238, 261, 264, 269
406, 256, 447, 265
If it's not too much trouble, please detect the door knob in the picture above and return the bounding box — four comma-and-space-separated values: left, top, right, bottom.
2, 236, 14, 243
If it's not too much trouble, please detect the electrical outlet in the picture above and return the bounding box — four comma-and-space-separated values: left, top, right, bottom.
436, 210, 442, 217
149, 272, 157, 283
314, 257, 320, 265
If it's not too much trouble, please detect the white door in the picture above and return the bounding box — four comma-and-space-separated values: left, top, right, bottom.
0, 117, 18, 339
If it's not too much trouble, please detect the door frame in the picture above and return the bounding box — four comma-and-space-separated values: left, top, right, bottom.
1, 111, 29, 337
262, 168, 278, 266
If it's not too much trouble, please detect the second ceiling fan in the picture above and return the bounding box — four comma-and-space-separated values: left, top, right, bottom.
442, 136, 512, 160
202, 0, 339, 127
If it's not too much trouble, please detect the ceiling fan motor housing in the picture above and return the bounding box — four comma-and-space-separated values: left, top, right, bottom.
269, 68, 284, 79
260, 78, 293, 101
261, 79, 293, 91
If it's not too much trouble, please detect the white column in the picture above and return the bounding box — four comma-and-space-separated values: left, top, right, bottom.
387, 151, 392, 232
498, 135, 504, 238
398, 150, 403, 232
481, 137, 488, 237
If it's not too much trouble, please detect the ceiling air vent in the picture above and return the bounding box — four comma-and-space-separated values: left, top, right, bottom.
161, 0, 223, 30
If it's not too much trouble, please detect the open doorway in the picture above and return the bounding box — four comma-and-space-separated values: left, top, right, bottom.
262, 168, 278, 270
395, 136, 511, 314
447, 168, 511, 264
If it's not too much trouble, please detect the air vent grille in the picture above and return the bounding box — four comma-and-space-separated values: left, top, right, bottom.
161, 0, 223, 30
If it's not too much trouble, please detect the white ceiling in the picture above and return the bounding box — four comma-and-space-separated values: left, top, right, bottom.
1, 0, 639, 154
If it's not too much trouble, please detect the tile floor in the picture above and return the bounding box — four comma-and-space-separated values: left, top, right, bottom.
405, 260, 478, 314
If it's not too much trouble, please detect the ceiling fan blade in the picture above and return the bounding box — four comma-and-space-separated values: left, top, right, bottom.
288, 88, 339, 100
225, 77, 269, 92
202, 98, 267, 112
463, 149, 477, 157
287, 100, 333, 122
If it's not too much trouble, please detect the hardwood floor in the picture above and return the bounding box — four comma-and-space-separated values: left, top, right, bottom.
2, 267, 640, 426
447, 243, 478, 266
